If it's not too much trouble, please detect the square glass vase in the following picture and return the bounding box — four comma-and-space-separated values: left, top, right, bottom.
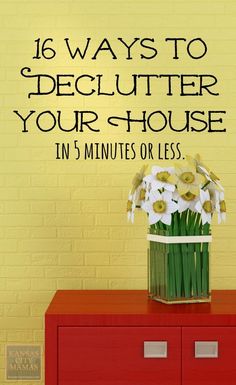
147, 228, 211, 304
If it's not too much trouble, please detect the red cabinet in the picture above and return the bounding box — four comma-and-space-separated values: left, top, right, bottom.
45, 290, 236, 385
58, 326, 181, 385
182, 327, 236, 385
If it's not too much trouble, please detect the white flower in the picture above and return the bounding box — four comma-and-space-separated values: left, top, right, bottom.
142, 190, 178, 225
127, 193, 136, 223
215, 190, 226, 224
135, 181, 149, 208
195, 189, 213, 225
144, 166, 176, 192
176, 191, 199, 213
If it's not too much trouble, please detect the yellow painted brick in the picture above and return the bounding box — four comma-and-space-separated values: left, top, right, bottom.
0, 331, 6, 341
0, 292, 17, 304
19, 239, 71, 252
19, 291, 55, 304
31, 278, 56, 291
31, 254, 58, 266
4, 304, 30, 317
6, 279, 31, 291
0, 188, 18, 200
31, 201, 55, 213
83, 279, 109, 289
7, 331, 33, 342
83, 227, 109, 239
57, 279, 83, 290
4, 254, 31, 265
4, 201, 30, 214
58, 254, 84, 265
72, 188, 123, 200
96, 266, 146, 278
33, 330, 44, 342
0, 239, 17, 252
44, 213, 94, 226
0, 214, 43, 226
19, 187, 70, 200
0, 161, 44, 174
58, 227, 83, 238
46, 267, 95, 278
58, 175, 85, 186
75, 239, 124, 252
5, 227, 30, 239
0, 316, 42, 330
110, 226, 145, 239
30, 303, 48, 317
110, 254, 145, 266
95, 213, 125, 226
30, 227, 57, 238
4, 267, 44, 278
83, 175, 110, 187
5, 175, 30, 187
85, 254, 110, 266
109, 279, 147, 290
124, 239, 146, 252
31, 175, 58, 186
81, 201, 108, 213
55, 201, 81, 213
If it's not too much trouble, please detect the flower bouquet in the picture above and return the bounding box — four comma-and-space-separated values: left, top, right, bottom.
127, 155, 226, 304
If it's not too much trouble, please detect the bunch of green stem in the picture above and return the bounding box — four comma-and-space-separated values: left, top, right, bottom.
149, 210, 210, 301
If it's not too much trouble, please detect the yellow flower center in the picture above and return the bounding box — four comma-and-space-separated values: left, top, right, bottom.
220, 200, 226, 212
181, 192, 196, 201
203, 200, 212, 213
153, 200, 166, 213
156, 171, 170, 182
180, 172, 195, 184
139, 188, 146, 201
127, 200, 132, 212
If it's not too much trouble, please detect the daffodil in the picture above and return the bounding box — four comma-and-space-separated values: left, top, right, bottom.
126, 193, 136, 223
195, 189, 213, 225
168, 164, 204, 196
142, 190, 178, 225
144, 166, 176, 192
215, 190, 226, 224
186, 154, 224, 191
135, 181, 149, 208
131, 165, 148, 194
176, 191, 198, 213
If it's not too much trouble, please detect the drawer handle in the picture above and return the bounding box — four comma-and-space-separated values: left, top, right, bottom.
144, 341, 167, 358
195, 341, 218, 358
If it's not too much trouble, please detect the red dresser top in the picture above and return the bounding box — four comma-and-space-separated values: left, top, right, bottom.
45, 290, 236, 326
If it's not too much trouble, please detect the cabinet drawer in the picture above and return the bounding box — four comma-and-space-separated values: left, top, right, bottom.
182, 327, 236, 385
58, 326, 181, 385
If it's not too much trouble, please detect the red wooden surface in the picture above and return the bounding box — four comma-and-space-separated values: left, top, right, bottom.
182, 327, 236, 385
58, 326, 181, 385
45, 290, 236, 385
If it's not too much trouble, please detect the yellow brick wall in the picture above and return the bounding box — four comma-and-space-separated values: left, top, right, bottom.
0, 0, 236, 383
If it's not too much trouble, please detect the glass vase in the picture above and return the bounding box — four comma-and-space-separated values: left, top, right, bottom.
147, 228, 211, 304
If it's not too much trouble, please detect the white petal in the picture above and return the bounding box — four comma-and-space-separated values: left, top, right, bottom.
149, 190, 162, 203
151, 180, 164, 190
143, 174, 154, 184
164, 183, 176, 192
195, 201, 202, 213
178, 198, 189, 213
142, 201, 152, 213
151, 166, 163, 175
200, 189, 209, 203
149, 211, 162, 225
161, 213, 172, 225
202, 211, 211, 225
166, 201, 178, 214
162, 190, 172, 201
